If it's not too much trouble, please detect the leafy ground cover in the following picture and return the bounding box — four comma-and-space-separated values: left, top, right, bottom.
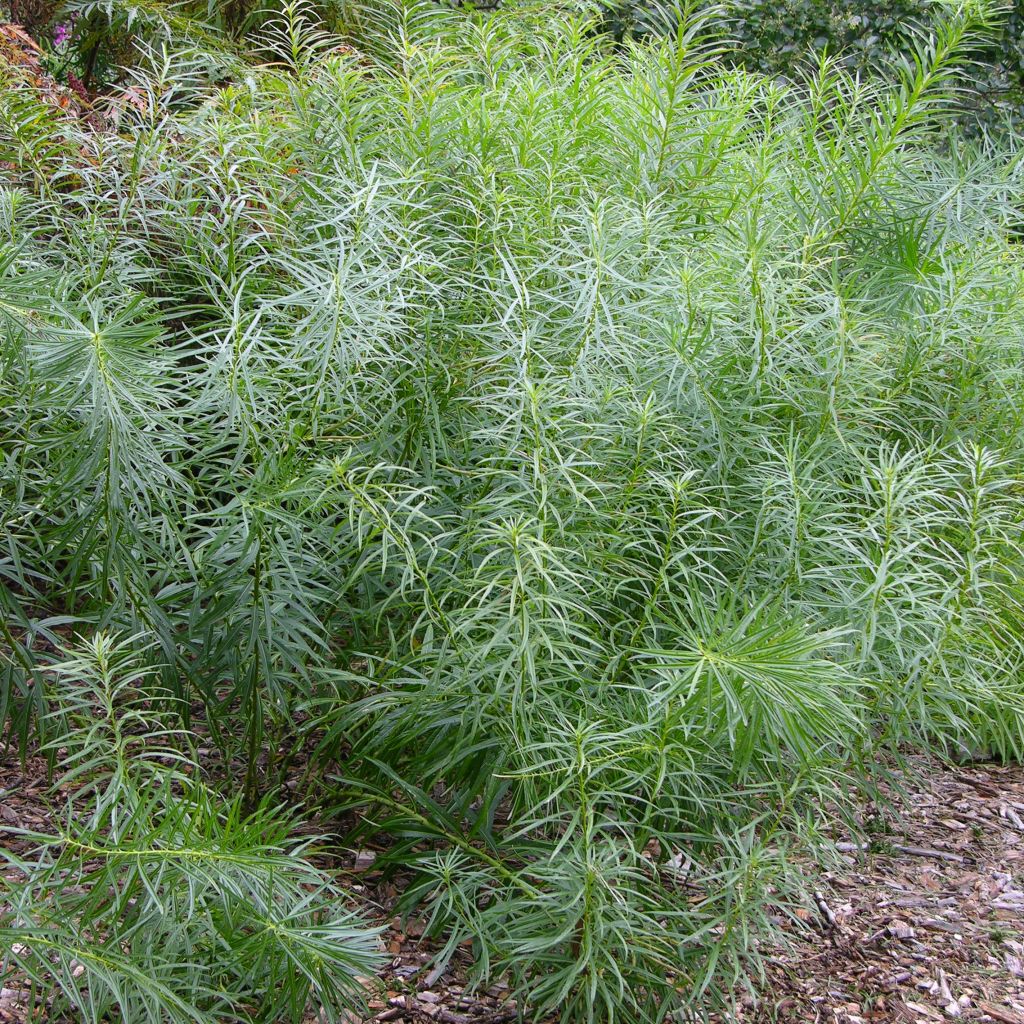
4, 745, 1024, 1024
2, 1, 1024, 1021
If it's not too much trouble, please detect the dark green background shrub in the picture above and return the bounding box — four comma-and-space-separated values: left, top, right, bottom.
600, 0, 1024, 123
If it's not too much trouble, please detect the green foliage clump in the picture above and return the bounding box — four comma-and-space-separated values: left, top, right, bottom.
710, 0, 1024, 121
1, 1, 1024, 1020
711, 0, 928, 74
602, 0, 1024, 125
0, 635, 381, 1023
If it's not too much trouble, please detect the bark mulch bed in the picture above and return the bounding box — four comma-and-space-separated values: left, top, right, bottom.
746, 759, 1024, 1024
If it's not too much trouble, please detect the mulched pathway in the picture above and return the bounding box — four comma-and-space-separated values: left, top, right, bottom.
2, 749, 1022, 1024
747, 760, 1024, 1024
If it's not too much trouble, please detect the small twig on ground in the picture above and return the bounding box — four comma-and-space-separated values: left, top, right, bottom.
834, 841, 964, 863
999, 803, 1024, 830
892, 844, 964, 864
435, 1010, 518, 1024
977, 1003, 1024, 1024
813, 890, 837, 929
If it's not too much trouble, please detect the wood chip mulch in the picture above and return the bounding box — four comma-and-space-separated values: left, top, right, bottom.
743, 759, 1024, 1024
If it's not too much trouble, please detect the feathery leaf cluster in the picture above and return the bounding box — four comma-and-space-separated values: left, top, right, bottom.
1, 636, 381, 1023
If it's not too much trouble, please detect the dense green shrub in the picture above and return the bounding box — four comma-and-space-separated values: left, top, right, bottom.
0, 636, 381, 1023
601, 0, 1024, 124
2, 1, 1024, 1020
710, 0, 928, 74
717, 0, 1024, 122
